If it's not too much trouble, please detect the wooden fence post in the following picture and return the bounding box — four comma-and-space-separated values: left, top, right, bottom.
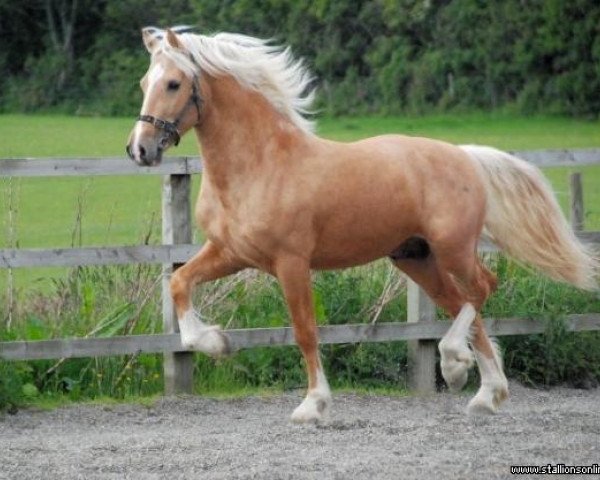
162, 174, 194, 394
570, 172, 584, 232
407, 280, 437, 393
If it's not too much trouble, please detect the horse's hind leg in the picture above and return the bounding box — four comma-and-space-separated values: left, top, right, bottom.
435, 258, 506, 401
393, 244, 509, 413
468, 314, 509, 414
449, 259, 508, 414
392, 253, 475, 392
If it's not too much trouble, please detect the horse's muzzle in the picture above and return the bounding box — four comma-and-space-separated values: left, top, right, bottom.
126, 139, 163, 166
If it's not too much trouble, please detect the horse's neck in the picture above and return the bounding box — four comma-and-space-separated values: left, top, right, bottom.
195, 75, 308, 190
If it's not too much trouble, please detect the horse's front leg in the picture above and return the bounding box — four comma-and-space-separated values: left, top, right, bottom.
275, 256, 331, 423
170, 240, 245, 356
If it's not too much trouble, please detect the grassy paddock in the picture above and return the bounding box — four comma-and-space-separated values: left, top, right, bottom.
1, 113, 600, 409
2, 113, 599, 157
1, 113, 599, 291
318, 114, 600, 148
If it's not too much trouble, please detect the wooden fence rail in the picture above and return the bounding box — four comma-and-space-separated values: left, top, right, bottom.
2, 314, 600, 362
1, 150, 599, 394
3, 234, 600, 269
0, 244, 198, 268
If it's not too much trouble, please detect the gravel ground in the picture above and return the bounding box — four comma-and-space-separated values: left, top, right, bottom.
2, 382, 600, 479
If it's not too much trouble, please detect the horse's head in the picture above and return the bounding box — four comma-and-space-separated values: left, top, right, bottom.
126, 28, 203, 166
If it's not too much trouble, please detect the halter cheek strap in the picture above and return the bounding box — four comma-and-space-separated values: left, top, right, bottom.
137, 75, 203, 147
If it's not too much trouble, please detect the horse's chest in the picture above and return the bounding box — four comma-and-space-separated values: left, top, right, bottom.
195, 194, 275, 267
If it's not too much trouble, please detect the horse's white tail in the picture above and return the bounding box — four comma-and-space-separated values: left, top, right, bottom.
461, 145, 598, 290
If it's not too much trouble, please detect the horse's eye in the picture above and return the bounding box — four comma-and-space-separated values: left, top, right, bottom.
167, 80, 180, 91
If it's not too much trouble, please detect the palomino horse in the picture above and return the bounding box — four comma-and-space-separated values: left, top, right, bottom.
127, 27, 597, 423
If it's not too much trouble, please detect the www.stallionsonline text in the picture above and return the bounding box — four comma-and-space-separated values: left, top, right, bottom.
511, 464, 600, 475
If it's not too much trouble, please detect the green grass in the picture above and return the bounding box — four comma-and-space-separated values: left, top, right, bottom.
1, 113, 599, 291
0, 113, 200, 247
19, 392, 162, 412
318, 113, 600, 149
16, 384, 291, 412
16, 384, 406, 413
1, 112, 598, 157
0, 115, 200, 158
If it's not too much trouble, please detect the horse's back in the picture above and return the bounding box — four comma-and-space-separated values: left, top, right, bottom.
316, 133, 486, 226
347, 134, 473, 169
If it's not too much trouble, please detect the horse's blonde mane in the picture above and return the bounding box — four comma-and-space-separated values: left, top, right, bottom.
158, 31, 316, 133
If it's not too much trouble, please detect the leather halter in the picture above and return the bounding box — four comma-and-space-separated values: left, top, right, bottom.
136, 74, 203, 147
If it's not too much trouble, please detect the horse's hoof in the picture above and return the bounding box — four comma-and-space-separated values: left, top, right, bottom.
440, 345, 474, 392
467, 382, 509, 415
445, 368, 469, 393
291, 393, 331, 424
181, 325, 231, 358
467, 396, 497, 415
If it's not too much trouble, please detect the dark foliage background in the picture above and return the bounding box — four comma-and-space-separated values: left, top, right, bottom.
1, 0, 599, 117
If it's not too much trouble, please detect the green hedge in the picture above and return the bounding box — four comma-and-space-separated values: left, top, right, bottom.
1, 0, 599, 117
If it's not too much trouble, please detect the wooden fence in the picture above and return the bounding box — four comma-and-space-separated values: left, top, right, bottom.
1, 149, 599, 394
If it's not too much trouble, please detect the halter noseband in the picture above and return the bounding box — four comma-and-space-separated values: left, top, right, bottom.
136, 75, 203, 147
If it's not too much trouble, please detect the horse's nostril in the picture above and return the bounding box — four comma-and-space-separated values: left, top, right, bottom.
139, 145, 147, 161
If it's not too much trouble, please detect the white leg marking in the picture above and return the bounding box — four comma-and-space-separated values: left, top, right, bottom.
291, 366, 332, 424
178, 309, 230, 357
467, 340, 509, 415
438, 303, 476, 392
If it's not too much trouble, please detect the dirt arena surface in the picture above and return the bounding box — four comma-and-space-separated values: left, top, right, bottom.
2, 382, 599, 479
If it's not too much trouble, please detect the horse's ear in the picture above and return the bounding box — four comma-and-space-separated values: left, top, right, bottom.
142, 27, 162, 54
166, 29, 182, 49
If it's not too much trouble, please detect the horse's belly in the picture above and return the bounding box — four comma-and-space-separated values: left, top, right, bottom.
308, 189, 422, 269
310, 251, 385, 270
310, 229, 412, 270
